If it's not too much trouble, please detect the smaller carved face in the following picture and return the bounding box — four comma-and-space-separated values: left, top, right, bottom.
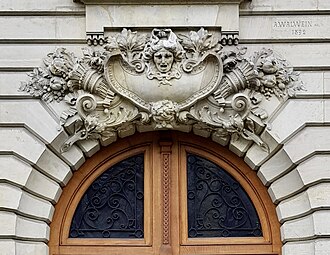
153, 48, 174, 73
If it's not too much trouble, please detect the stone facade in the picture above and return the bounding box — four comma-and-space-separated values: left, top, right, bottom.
1, 0, 330, 254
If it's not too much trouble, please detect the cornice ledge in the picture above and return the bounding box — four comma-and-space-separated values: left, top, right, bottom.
74, 0, 244, 4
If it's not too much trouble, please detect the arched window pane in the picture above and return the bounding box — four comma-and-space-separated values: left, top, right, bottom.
187, 154, 262, 238
70, 154, 144, 238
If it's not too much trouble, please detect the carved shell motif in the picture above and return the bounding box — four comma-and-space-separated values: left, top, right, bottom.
19, 28, 304, 152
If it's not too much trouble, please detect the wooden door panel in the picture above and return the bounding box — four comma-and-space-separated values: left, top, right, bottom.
50, 132, 281, 255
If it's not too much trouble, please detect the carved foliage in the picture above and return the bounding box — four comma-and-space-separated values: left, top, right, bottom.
20, 28, 304, 152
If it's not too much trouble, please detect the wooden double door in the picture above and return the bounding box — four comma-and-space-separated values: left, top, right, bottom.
50, 132, 281, 255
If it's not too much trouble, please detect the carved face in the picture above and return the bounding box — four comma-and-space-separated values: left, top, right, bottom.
153, 48, 174, 73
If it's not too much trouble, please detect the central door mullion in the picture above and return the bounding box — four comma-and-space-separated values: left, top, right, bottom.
159, 140, 173, 254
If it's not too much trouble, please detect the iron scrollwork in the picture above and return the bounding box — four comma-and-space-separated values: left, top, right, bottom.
70, 154, 144, 238
187, 154, 262, 238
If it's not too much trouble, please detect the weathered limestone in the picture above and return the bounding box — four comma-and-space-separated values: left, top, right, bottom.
86, 4, 240, 32
0, 73, 33, 97
259, 149, 330, 187
1, 100, 62, 143
269, 168, 304, 203
244, 130, 280, 169
296, 71, 324, 96
229, 137, 253, 158
1, 0, 330, 254
0, 155, 62, 202
49, 133, 85, 170
257, 149, 293, 185
283, 239, 330, 255
18, 192, 54, 222
0, 0, 81, 11
274, 155, 330, 221
241, 44, 330, 68
0, 128, 72, 185
240, 0, 330, 12
269, 100, 324, 144
2, 43, 330, 69
36, 149, 73, 185
244, 99, 325, 169
324, 99, 330, 121
240, 15, 330, 40
46, 106, 101, 157
325, 72, 330, 94
281, 211, 330, 242
0, 45, 86, 68
0, 240, 48, 255
0, 211, 49, 242
284, 126, 330, 163
296, 154, 330, 184
268, 127, 330, 203
0, 100, 85, 169
0, 16, 85, 39
22, 31, 301, 154
76, 140, 101, 157
0, 183, 54, 222
277, 183, 330, 222
211, 132, 230, 147
24, 165, 62, 203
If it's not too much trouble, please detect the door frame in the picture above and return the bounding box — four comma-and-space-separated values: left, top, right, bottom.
49, 131, 281, 255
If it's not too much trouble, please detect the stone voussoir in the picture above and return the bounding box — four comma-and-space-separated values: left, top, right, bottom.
277, 182, 330, 223
0, 239, 48, 255
0, 128, 73, 185
0, 183, 54, 222
0, 211, 49, 242
281, 211, 330, 243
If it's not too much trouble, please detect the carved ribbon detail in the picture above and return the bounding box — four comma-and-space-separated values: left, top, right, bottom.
162, 153, 170, 244
159, 140, 172, 255
20, 28, 304, 151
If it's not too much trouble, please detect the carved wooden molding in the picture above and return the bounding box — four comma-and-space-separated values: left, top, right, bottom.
49, 132, 281, 255
159, 140, 172, 245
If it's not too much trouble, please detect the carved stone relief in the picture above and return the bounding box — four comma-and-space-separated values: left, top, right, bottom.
20, 28, 304, 152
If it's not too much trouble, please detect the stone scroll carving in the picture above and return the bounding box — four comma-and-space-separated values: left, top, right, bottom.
20, 28, 304, 152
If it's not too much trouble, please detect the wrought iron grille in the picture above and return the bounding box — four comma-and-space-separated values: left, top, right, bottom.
187, 154, 262, 238
70, 154, 144, 238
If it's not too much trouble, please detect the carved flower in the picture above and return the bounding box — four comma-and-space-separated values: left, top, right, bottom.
82, 48, 106, 73
150, 100, 179, 128
43, 48, 76, 78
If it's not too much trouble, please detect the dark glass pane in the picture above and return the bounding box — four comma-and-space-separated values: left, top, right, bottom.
187, 154, 262, 238
70, 154, 144, 238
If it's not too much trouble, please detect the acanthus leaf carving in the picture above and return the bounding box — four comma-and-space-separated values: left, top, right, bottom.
19, 28, 304, 153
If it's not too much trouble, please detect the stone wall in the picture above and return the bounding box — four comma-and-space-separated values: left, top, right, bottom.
0, 0, 330, 254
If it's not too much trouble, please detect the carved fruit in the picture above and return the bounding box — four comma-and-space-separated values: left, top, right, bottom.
262, 61, 278, 74
50, 77, 65, 91
278, 82, 286, 89
262, 75, 276, 88
49, 59, 66, 76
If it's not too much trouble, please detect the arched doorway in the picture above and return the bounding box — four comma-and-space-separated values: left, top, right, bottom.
49, 132, 281, 255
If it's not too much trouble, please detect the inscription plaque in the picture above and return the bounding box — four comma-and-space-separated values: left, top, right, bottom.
271, 16, 326, 38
